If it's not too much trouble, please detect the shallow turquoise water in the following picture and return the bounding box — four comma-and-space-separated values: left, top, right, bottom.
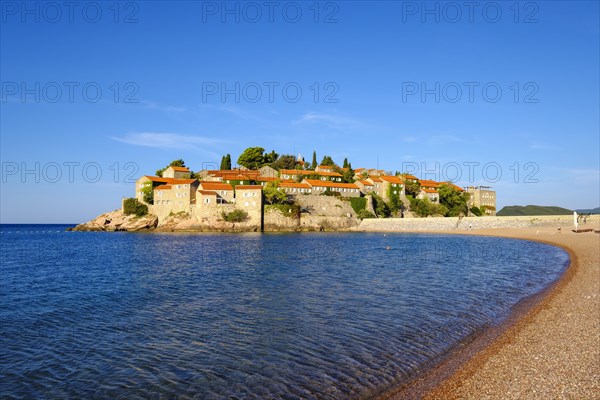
0, 225, 569, 399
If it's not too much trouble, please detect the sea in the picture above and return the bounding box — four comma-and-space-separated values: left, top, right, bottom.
0, 224, 570, 399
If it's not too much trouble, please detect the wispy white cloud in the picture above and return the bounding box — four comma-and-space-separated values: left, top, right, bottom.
199, 104, 273, 126
293, 112, 370, 131
111, 132, 225, 150
141, 100, 187, 113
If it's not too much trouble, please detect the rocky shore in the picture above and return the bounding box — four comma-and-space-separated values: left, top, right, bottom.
72, 209, 158, 231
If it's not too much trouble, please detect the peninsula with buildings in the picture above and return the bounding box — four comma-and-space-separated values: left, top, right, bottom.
74, 147, 496, 232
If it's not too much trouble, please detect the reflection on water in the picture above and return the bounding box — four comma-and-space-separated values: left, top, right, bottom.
0, 226, 569, 399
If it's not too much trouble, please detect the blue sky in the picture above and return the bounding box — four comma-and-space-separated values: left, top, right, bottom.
1, 0, 599, 223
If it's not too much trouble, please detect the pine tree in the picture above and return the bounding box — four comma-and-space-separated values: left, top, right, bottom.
311, 151, 317, 170
343, 158, 349, 168
220, 155, 227, 170
225, 154, 232, 170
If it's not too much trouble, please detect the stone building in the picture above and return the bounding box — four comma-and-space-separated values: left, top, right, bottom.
302, 179, 361, 197
466, 186, 497, 215
162, 166, 192, 179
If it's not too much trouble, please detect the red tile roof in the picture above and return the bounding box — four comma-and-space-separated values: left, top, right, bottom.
280, 169, 343, 177
402, 174, 418, 180
279, 181, 311, 189
303, 179, 359, 189
359, 180, 374, 186
368, 176, 382, 183
141, 176, 197, 184
199, 182, 234, 191
155, 185, 172, 190
199, 190, 217, 195
421, 188, 438, 194
169, 166, 190, 172
380, 175, 404, 184
419, 179, 440, 188
235, 185, 262, 190
445, 182, 464, 192
255, 176, 278, 181
208, 170, 261, 178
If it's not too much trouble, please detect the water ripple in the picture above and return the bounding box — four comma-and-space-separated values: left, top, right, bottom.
0, 226, 569, 399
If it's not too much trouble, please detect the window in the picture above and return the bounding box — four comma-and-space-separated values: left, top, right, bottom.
205, 198, 210, 203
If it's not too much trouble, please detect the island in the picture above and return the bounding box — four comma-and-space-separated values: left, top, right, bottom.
73, 147, 495, 232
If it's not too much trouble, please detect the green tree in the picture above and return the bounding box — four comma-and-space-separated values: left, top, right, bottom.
350, 197, 367, 213
357, 210, 376, 219
470, 206, 482, 216
438, 183, 469, 217
403, 177, 421, 197
263, 182, 288, 204
311, 151, 317, 170
320, 155, 336, 167
123, 198, 148, 216
156, 159, 186, 177
264, 150, 279, 165
220, 154, 232, 170
237, 147, 266, 169
222, 209, 249, 222
341, 166, 355, 183
371, 193, 391, 217
141, 184, 154, 204
410, 198, 432, 217
271, 155, 297, 170
343, 158, 349, 168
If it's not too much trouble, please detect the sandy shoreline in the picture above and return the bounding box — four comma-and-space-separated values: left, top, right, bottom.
375, 226, 600, 399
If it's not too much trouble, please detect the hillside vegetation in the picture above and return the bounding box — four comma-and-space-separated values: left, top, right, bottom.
575, 207, 600, 214
497, 205, 573, 216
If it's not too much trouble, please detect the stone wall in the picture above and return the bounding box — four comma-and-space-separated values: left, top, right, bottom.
355, 215, 600, 232
294, 195, 356, 217
191, 202, 262, 230
263, 206, 358, 232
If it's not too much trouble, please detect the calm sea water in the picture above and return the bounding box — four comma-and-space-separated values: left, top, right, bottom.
0, 224, 569, 399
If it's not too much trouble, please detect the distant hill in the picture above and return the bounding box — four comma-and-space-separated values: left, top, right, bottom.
497, 205, 573, 216
575, 207, 600, 214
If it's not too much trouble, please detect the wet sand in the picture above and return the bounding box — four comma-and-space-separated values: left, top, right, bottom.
380, 226, 600, 399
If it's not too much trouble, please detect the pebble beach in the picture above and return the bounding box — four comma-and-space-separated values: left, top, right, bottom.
373, 223, 600, 399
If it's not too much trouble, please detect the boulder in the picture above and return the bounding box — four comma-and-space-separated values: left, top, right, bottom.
73, 209, 158, 232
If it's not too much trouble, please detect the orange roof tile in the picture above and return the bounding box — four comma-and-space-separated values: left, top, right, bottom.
279, 181, 311, 189
444, 182, 464, 192
199, 190, 217, 195
368, 176, 382, 183
402, 174, 418, 180
380, 175, 404, 184
419, 179, 440, 188
199, 182, 233, 191
421, 188, 438, 194
169, 166, 190, 172
142, 176, 196, 185
280, 169, 342, 177
359, 180, 374, 186
154, 185, 172, 190
235, 185, 262, 190
303, 179, 359, 189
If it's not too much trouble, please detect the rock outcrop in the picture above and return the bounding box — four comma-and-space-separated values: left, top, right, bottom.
73, 209, 158, 232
